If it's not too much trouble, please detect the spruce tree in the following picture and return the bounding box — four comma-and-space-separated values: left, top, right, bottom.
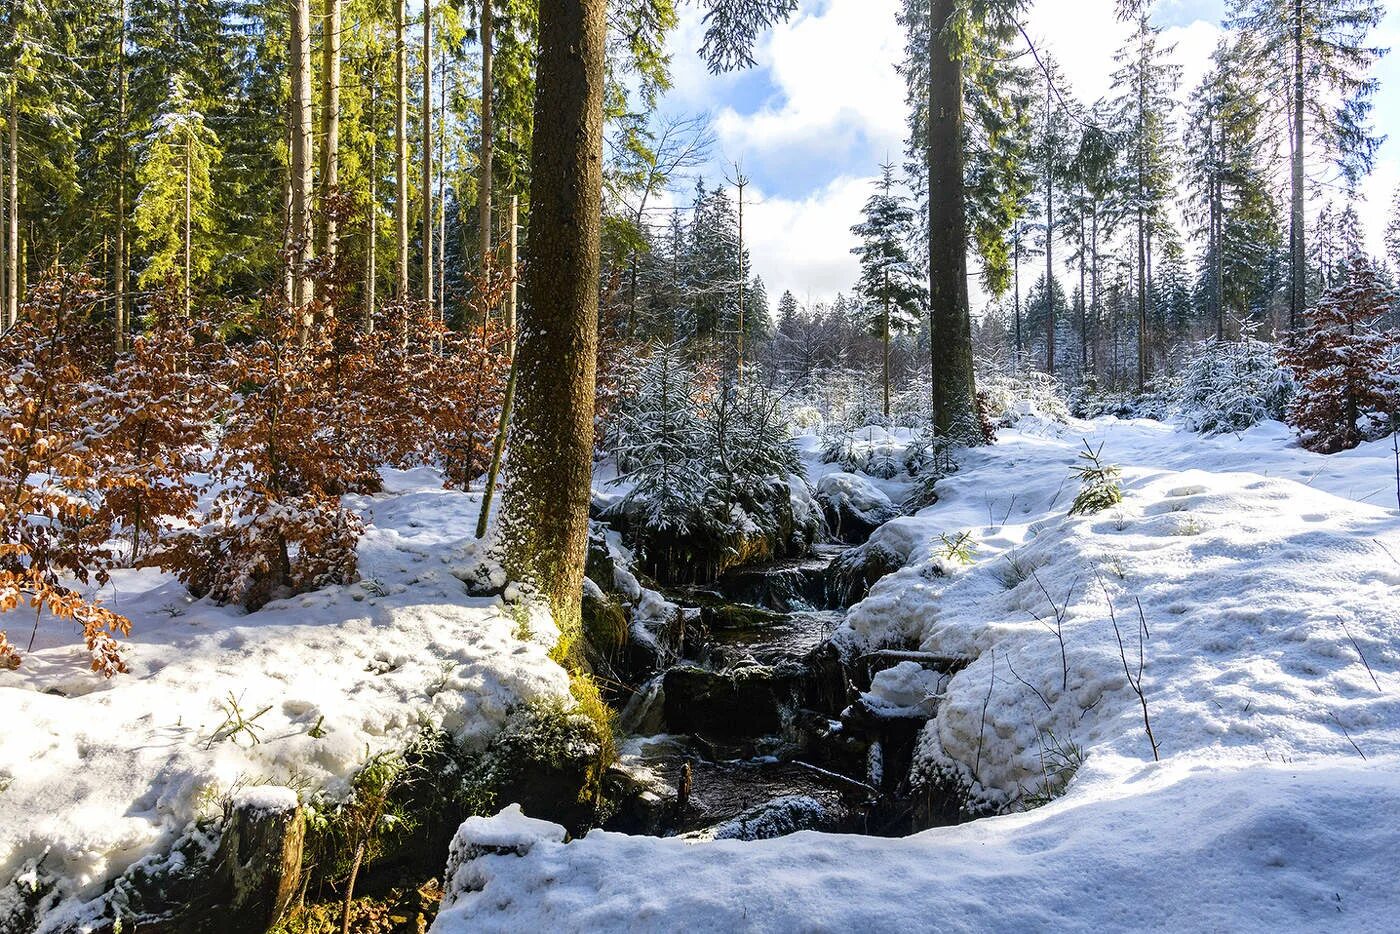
1111, 13, 1181, 391
851, 162, 925, 417
1229, 0, 1387, 329
132, 76, 221, 303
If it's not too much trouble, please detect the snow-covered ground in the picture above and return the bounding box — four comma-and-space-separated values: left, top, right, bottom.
432, 415, 1400, 933
0, 468, 570, 931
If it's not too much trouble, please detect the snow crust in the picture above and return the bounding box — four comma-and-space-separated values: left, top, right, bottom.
0, 467, 570, 927
433, 416, 1400, 932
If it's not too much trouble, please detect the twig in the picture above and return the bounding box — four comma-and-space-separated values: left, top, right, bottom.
1030, 569, 1075, 693
1339, 619, 1381, 693
1100, 574, 1159, 761
1329, 712, 1367, 761
1005, 651, 1053, 713
973, 648, 997, 783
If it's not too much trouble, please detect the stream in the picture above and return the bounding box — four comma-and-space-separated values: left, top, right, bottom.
600, 542, 962, 841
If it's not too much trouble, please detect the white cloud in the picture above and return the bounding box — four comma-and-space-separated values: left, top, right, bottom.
708, 0, 907, 167
744, 174, 876, 304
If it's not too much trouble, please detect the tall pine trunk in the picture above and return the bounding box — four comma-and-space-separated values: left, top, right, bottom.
479, 0, 493, 272
421, 0, 433, 309
927, 0, 976, 435
1044, 75, 1055, 376
320, 0, 341, 280
1289, 0, 1305, 330
183, 134, 191, 316
500, 0, 607, 633
395, 0, 409, 307
115, 0, 128, 352
289, 0, 315, 321
882, 271, 891, 419
366, 75, 377, 332
6, 87, 17, 330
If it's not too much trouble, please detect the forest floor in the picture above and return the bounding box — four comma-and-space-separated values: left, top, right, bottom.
432, 414, 1400, 933
0, 468, 572, 931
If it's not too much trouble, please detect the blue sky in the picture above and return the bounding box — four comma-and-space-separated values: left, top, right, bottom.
653, 0, 1400, 309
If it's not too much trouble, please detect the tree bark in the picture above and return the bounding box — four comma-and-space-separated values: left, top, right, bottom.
1044, 73, 1055, 376
479, 0, 494, 272
183, 132, 192, 316
320, 0, 341, 277
366, 76, 377, 332
926, 0, 976, 435
6, 87, 17, 330
1289, 0, 1305, 331
395, 0, 409, 305
500, 0, 607, 634
289, 0, 315, 322
882, 272, 891, 419
422, 0, 433, 309
115, 0, 128, 351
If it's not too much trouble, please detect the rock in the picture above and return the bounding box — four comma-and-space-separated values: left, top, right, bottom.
700, 602, 786, 631
661, 664, 804, 738
826, 541, 905, 606
465, 702, 605, 837
700, 794, 837, 841
816, 473, 900, 544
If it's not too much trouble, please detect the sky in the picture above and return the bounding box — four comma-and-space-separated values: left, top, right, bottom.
652, 0, 1400, 310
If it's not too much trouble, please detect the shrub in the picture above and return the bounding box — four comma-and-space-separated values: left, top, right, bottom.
1173, 330, 1293, 435
1068, 441, 1123, 516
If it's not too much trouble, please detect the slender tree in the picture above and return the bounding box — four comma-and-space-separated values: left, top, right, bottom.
479, 0, 494, 271
851, 163, 924, 417
289, 0, 315, 318
1229, 0, 1386, 330
320, 0, 341, 274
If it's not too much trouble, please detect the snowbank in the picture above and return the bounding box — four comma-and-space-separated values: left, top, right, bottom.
0, 468, 570, 930
433, 417, 1400, 932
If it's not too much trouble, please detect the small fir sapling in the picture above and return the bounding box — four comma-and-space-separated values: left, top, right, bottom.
1281, 258, 1400, 453
1172, 326, 1294, 434
1068, 441, 1123, 515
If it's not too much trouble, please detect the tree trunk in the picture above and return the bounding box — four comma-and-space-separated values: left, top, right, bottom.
184, 133, 192, 316
1289, 0, 1305, 331
421, 0, 433, 309
479, 0, 494, 271
505, 193, 517, 335
115, 0, 128, 352
1044, 74, 1055, 376
395, 0, 409, 306
437, 61, 446, 322
320, 0, 341, 279
289, 0, 315, 322
927, 0, 976, 435
882, 276, 891, 419
1013, 221, 1022, 363
500, 0, 607, 634
366, 77, 377, 332
6, 87, 17, 330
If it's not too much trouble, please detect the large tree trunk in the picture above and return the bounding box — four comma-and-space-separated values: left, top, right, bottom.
927, 0, 976, 435
421, 0, 433, 309
479, 0, 494, 271
1289, 0, 1305, 331
115, 0, 128, 352
1044, 75, 1055, 376
6, 87, 17, 330
320, 0, 341, 277
395, 0, 409, 328
366, 77, 377, 332
882, 272, 891, 419
184, 134, 191, 316
289, 0, 315, 320
500, 0, 607, 634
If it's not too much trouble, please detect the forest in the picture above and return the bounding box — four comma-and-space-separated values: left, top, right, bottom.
1, 0, 1399, 931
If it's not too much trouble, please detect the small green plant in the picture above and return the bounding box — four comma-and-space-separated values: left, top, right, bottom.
937, 530, 977, 565
306, 715, 328, 739
510, 602, 534, 641
203, 693, 273, 749
1069, 440, 1123, 516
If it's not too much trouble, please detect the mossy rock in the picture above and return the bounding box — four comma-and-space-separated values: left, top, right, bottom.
462, 700, 606, 837
700, 602, 786, 631
661, 664, 804, 739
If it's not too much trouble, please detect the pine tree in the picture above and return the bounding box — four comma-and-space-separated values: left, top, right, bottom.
613, 342, 707, 539
1386, 187, 1400, 275
776, 289, 799, 332
1185, 38, 1284, 339
1111, 13, 1181, 391
1282, 257, 1399, 452
1229, 0, 1387, 329
132, 76, 221, 304
851, 162, 924, 417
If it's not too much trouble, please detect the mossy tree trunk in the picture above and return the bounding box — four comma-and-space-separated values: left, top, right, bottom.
500, 0, 606, 635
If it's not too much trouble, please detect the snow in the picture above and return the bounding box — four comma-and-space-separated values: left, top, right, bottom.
432, 415, 1400, 932
861, 661, 943, 717
0, 468, 570, 930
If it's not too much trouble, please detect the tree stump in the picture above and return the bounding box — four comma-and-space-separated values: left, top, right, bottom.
216, 787, 305, 931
